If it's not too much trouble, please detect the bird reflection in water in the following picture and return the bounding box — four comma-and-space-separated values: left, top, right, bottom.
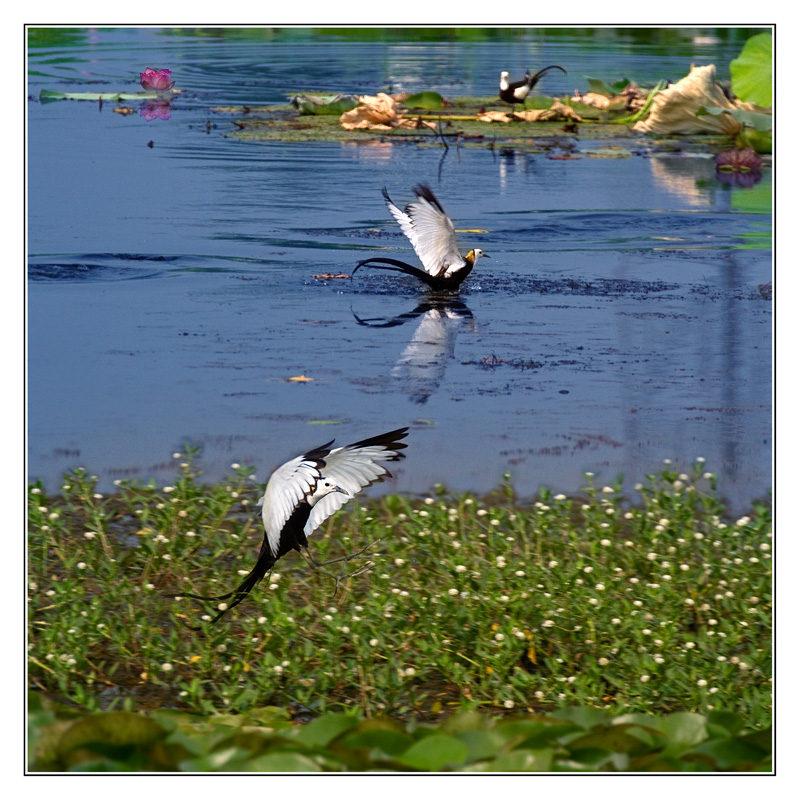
353, 299, 475, 404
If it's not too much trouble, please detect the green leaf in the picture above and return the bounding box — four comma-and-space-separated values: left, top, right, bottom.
690, 738, 769, 770
568, 726, 651, 755
455, 729, 505, 762
486, 748, 553, 772
239, 706, 293, 728
568, 746, 613, 769
340, 729, 413, 757
396, 734, 468, 771
294, 712, 359, 747
736, 127, 772, 154
514, 723, 583, 749
552, 705, 609, 730
57, 712, 166, 757
731, 32, 772, 107
706, 711, 745, 737
661, 712, 708, 754
178, 745, 252, 772
403, 91, 445, 110
586, 77, 619, 98
440, 710, 491, 734
239, 751, 323, 772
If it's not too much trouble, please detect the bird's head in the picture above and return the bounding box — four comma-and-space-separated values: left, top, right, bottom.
467, 248, 490, 265
309, 479, 349, 506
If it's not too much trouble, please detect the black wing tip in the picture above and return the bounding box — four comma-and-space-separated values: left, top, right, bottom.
304, 438, 336, 461
411, 183, 447, 216
348, 426, 409, 455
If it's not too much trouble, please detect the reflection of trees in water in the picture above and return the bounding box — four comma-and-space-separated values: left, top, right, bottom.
353, 299, 474, 404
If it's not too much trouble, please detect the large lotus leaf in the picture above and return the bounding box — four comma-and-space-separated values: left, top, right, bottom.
731, 33, 772, 107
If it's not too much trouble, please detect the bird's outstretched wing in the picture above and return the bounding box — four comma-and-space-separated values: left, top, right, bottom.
306, 427, 409, 535
260, 442, 332, 555
383, 185, 462, 278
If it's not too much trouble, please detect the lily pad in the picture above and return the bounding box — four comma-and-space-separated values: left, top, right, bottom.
39, 89, 162, 103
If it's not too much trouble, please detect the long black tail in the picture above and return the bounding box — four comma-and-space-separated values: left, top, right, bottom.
352, 258, 433, 284
528, 64, 567, 88
183, 545, 276, 623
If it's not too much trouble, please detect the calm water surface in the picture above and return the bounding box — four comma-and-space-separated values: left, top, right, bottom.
27, 28, 772, 510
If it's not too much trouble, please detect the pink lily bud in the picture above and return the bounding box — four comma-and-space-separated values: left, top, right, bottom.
714, 147, 762, 173
139, 68, 175, 92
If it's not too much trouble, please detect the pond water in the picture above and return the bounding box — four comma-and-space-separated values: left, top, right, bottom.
27, 27, 772, 511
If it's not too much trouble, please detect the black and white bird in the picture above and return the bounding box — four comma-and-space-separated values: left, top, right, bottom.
184, 427, 409, 622
352, 184, 489, 292
499, 65, 567, 106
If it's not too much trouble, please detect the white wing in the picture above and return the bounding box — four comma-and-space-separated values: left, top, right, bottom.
384, 185, 463, 278
260, 451, 325, 555
305, 428, 408, 536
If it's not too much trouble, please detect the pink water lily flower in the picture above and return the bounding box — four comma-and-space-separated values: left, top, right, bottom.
140, 68, 175, 92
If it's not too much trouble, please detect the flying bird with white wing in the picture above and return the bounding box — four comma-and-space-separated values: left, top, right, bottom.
183, 427, 409, 622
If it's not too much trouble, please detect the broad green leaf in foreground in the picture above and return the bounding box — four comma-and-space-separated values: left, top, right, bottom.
731, 32, 772, 107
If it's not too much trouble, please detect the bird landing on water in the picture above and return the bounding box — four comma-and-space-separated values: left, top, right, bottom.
352, 184, 489, 292
499, 65, 567, 105
181, 427, 409, 623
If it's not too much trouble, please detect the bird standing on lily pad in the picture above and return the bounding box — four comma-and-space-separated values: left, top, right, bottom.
499, 65, 567, 106
353, 184, 489, 292
183, 427, 409, 622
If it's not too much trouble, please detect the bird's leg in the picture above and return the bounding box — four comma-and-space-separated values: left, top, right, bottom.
304, 537, 384, 569
301, 538, 384, 596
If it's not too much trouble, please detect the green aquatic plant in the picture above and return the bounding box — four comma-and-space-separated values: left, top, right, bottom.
29, 693, 771, 772
27, 456, 772, 731
731, 32, 772, 108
